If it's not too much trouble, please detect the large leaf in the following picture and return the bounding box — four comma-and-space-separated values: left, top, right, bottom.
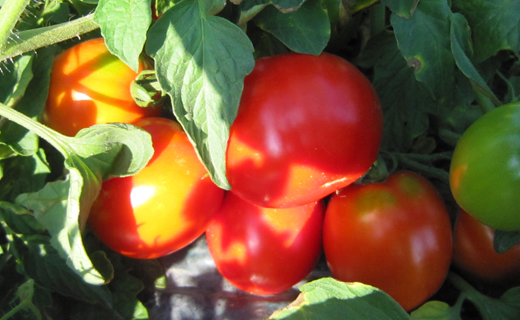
253, 0, 330, 55
241, 0, 307, 11
145, 0, 255, 190
11, 234, 113, 306
94, 0, 152, 71
358, 31, 437, 152
391, 0, 455, 103
269, 278, 410, 319
452, 0, 520, 62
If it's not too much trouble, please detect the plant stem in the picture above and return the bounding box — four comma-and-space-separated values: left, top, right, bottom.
0, 0, 31, 52
0, 14, 99, 63
0, 102, 71, 156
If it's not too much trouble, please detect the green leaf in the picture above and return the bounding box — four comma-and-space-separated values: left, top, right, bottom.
14, 235, 114, 306
0, 149, 50, 202
145, 0, 255, 190
254, 0, 330, 55
410, 301, 463, 320
358, 31, 437, 152
0, 54, 33, 107
241, 0, 307, 11
0, 202, 46, 235
269, 278, 410, 319
381, 0, 419, 18
468, 286, 520, 320
450, 12, 500, 106
391, 0, 455, 103
94, 0, 152, 72
11, 123, 153, 285
452, 0, 520, 62
494, 229, 520, 254
0, 48, 55, 159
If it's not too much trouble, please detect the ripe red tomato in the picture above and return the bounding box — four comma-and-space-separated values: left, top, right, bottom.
323, 171, 453, 311
453, 209, 520, 287
43, 38, 161, 136
206, 192, 324, 295
226, 52, 382, 208
88, 117, 224, 259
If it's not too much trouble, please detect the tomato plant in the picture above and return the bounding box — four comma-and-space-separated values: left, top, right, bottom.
43, 38, 161, 137
88, 117, 224, 259
453, 208, 520, 288
323, 171, 453, 311
450, 102, 520, 231
226, 52, 383, 208
206, 192, 324, 295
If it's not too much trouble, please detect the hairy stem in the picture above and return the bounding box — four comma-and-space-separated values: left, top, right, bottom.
0, 0, 31, 52
0, 14, 99, 63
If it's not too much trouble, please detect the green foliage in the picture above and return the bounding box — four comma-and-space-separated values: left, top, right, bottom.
269, 278, 411, 319
0, 0, 519, 318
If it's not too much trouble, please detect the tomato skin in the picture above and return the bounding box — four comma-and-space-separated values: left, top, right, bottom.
88, 117, 224, 259
206, 192, 324, 295
323, 171, 453, 311
453, 209, 520, 287
450, 102, 520, 231
43, 38, 161, 136
226, 52, 382, 208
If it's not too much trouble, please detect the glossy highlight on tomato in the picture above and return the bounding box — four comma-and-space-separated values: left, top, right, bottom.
43, 38, 161, 136
450, 102, 520, 231
453, 209, 520, 288
323, 171, 453, 311
226, 52, 383, 208
88, 117, 224, 259
206, 192, 324, 295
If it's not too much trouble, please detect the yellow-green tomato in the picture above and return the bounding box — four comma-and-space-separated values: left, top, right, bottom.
450, 102, 520, 231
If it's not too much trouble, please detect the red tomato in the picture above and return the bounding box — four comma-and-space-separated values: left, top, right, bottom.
226, 52, 382, 208
88, 117, 224, 259
453, 209, 520, 287
206, 192, 324, 295
43, 38, 161, 136
323, 171, 453, 311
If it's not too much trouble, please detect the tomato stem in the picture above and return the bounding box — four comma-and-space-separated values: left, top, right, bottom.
0, 14, 99, 63
0, 0, 31, 53
0, 102, 72, 156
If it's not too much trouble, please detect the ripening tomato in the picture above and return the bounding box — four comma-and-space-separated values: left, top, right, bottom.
206, 192, 324, 295
453, 209, 520, 287
43, 38, 161, 136
323, 171, 453, 311
88, 117, 224, 259
450, 102, 520, 231
226, 52, 382, 208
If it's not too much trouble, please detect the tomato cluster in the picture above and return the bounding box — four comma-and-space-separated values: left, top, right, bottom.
44, 40, 508, 313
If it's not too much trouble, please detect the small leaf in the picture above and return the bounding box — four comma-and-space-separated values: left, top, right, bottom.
391, 0, 455, 103
0, 48, 55, 158
452, 0, 520, 62
146, 0, 255, 190
450, 12, 500, 106
254, 0, 330, 55
269, 278, 410, 319
381, 0, 419, 18
0, 149, 50, 202
241, 0, 307, 11
94, 0, 152, 71
0, 202, 46, 235
410, 301, 463, 320
494, 229, 520, 254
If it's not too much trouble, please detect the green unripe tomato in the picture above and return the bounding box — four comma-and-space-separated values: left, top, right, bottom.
450, 102, 520, 231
